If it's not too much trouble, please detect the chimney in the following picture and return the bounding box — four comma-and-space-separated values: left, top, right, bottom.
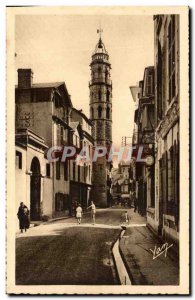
17, 69, 33, 88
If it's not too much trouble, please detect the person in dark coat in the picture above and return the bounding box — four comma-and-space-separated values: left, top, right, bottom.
17, 202, 30, 233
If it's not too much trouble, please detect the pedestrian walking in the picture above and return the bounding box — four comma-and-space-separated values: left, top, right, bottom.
121, 210, 130, 225
76, 204, 83, 224
124, 210, 130, 224
17, 202, 30, 233
87, 201, 96, 225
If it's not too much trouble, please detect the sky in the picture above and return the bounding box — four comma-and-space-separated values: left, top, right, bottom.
15, 14, 154, 148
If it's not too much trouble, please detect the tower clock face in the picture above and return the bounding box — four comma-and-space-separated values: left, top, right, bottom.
145, 155, 154, 166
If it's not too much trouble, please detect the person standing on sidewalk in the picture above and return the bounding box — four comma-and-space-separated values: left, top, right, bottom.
17, 202, 30, 233
76, 204, 83, 225
87, 201, 96, 225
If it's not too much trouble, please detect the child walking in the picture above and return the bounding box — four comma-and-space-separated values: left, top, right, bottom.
76, 204, 83, 224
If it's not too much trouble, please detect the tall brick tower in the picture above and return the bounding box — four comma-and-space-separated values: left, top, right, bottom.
89, 32, 112, 207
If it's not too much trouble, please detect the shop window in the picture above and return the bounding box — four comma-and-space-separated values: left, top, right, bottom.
55, 193, 69, 212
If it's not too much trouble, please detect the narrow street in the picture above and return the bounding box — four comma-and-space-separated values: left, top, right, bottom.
16, 208, 179, 286
16, 208, 145, 285
7, 8, 189, 295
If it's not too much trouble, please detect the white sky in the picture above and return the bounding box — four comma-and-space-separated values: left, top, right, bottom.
15, 14, 154, 148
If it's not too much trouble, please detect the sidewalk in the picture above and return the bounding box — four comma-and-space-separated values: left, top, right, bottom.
119, 226, 179, 285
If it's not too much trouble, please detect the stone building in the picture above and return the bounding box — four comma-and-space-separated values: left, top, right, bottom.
15, 69, 93, 219
111, 168, 121, 202
152, 15, 180, 242
15, 128, 52, 223
118, 161, 131, 205
69, 108, 94, 211
89, 36, 112, 207
15, 69, 73, 218
130, 66, 155, 216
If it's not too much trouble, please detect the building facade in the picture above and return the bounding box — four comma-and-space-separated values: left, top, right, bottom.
89, 36, 112, 207
129, 16, 180, 243
111, 168, 121, 202
15, 69, 93, 220
15, 69, 72, 219
69, 108, 94, 212
130, 66, 155, 216
118, 161, 131, 205
15, 128, 52, 222
152, 15, 180, 242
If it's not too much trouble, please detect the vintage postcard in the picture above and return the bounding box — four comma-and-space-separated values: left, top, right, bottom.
6, 6, 189, 295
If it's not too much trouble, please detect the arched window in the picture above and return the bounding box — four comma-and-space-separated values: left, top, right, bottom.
98, 66, 101, 73
91, 107, 94, 119
98, 106, 102, 118
105, 69, 108, 81
106, 90, 110, 102
98, 89, 101, 100
106, 106, 110, 119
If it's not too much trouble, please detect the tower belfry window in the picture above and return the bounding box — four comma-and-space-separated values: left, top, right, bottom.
106, 90, 110, 102
98, 106, 102, 118
98, 89, 101, 100
91, 107, 94, 119
106, 106, 110, 119
105, 69, 108, 81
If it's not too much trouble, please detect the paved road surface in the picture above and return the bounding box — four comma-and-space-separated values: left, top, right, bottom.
16, 226, 120, 285
16, 208, 179, 286
52, 207, 146, 226
16, 208, 140, 285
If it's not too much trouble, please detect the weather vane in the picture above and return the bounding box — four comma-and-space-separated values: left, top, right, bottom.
97, 28, 103, 39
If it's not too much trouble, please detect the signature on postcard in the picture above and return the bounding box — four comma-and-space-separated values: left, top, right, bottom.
150, 242, 173, 260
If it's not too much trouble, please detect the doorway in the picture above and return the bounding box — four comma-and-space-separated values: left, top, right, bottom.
30, 157, 41, 221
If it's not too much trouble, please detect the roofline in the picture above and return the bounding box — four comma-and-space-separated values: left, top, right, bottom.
72, 108, 92, 125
